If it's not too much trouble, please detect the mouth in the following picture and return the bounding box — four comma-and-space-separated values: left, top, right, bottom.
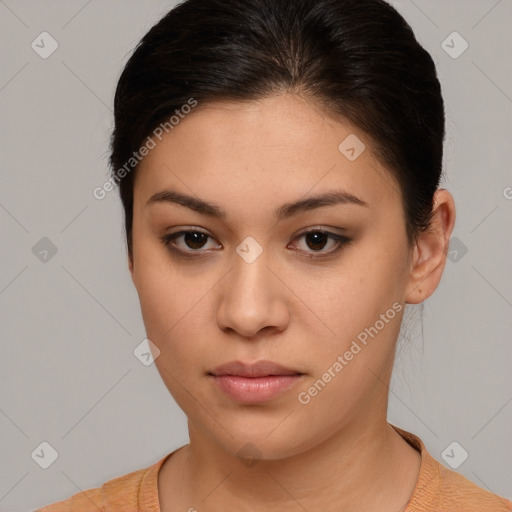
208, 360, 304, 378
208, 360, 305, 403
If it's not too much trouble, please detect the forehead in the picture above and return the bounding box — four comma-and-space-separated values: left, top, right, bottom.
133, 94, 401, 217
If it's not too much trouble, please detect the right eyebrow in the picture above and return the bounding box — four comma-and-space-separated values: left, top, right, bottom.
146, 190, 226, 218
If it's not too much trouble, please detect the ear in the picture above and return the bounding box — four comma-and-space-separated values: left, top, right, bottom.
405, 188, 456, 304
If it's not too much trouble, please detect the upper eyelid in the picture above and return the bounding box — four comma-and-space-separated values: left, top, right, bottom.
163, 228, 346, 251
166, 225, 346, 237
166, 226, 344, 241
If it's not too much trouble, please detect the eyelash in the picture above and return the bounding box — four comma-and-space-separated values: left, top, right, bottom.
159, 228, 350, 259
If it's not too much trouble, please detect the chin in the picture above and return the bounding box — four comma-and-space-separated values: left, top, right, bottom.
208, 423, 319, 463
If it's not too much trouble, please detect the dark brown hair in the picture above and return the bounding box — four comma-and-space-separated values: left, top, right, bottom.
109, 0, 445, 259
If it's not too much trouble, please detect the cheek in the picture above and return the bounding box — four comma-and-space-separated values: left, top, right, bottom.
315, 240, 406, 330
134, 271, 173, 339
301, 234, 408, 385
294, 274, 404, 433
132, 229, 191, 337
133, 257, 216, 374
132, 256, 186, 351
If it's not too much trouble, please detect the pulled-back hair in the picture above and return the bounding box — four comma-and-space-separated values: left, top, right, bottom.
110, 0, 445, 259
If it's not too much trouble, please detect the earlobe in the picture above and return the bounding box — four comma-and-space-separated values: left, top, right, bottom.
405, 189, 456, 304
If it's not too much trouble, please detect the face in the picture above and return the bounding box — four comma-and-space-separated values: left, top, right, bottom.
129, 93, 416, 460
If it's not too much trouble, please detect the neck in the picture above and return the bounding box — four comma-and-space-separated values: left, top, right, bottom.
163, 410, 421, 511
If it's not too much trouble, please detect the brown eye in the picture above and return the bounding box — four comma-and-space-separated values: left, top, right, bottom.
291, 229, 350, 258
304, 231, 329, 251
160, 230, 221, 255
182, 231, 209, 250
160, 228, 349, 259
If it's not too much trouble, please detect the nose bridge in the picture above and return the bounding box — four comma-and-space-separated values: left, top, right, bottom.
216, 235, 288, 337
233, 238, 271, 295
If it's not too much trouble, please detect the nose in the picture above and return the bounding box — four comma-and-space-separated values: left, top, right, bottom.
215, 246, 290, 340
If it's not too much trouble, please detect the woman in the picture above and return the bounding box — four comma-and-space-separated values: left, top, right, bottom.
37, 0, 512, 510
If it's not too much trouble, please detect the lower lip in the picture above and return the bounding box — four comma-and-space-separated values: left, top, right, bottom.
210, 374, 303, 403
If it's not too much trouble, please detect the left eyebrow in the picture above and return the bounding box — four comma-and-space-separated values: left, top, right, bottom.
275, 190, 369, 220
146, 189, 369, 221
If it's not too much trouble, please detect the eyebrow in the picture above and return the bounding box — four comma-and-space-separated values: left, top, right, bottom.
146, 188, 368, 221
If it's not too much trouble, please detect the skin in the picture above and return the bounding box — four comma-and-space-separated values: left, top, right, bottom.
128, 93, 456, 511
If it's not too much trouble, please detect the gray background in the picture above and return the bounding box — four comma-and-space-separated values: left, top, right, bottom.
0, 0, 511, 510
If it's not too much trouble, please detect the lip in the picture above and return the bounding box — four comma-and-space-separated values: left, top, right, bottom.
208, 360, 304, 403
209, 360, 302, 377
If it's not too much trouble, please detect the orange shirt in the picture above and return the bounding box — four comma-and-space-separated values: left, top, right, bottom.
35, 425, 512, 511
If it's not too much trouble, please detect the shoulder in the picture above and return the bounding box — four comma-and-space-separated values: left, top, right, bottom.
34, 454, 168, 512
34, 484, 105, 512
433, 462, 512, 511
392, 425, 512, 512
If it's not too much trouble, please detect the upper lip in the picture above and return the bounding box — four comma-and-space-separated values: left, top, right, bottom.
209, 360, 303, 377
